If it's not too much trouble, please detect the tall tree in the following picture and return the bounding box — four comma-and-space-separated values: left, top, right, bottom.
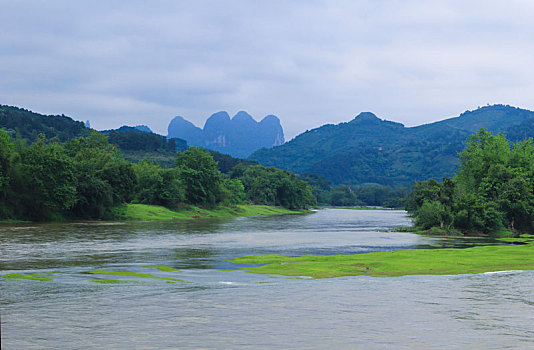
175, 147, 222, 207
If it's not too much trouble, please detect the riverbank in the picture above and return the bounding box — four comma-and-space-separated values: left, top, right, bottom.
393, 225, 515, 237
112, 203, 308, 221
230, 234, 534, 278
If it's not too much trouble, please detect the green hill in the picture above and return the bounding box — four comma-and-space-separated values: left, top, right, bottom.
0, 105, 90, 141
250, 105, 534, 186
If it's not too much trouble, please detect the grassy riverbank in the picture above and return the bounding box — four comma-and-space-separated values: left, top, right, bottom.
113, 203, 307, 221
230, 235, 534, 278
393, 225, 515, 237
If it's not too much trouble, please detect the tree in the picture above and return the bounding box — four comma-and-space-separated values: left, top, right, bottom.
133, 160, 185, 207
409, 129, 534, 235
0, 130, 13, 197
19, 135, 78, 220
175, 147, 222, 207
219, 178, 247, 205
65, 132, 137, 218
240, 165, 316, 209
329, 185, 361, 206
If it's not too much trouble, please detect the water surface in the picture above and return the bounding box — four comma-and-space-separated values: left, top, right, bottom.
1, 209, 533, 349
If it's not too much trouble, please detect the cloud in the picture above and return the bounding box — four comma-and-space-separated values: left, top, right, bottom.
1, 0, 533, 139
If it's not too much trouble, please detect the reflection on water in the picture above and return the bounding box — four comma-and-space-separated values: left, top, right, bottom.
1, 209, 533, 349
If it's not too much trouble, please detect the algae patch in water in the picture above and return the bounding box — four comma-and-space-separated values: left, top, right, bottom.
2, 273, 54, 281
229, 241, 534, 279
89, 269, 186, 283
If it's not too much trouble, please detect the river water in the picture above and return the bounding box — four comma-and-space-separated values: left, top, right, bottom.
1, 209, 533, 349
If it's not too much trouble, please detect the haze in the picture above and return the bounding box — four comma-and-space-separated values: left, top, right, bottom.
1, 0, 533, 139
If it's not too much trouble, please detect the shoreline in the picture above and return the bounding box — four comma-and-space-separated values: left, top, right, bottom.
0, 204, 310, 224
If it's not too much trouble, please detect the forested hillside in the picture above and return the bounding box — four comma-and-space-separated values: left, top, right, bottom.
250, 105, 534, 186
0, 130, 315, 221
0, 105, 90, 141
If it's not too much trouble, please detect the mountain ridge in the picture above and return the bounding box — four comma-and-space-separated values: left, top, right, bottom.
249, 104, 534, 186
167, 111, 284, 158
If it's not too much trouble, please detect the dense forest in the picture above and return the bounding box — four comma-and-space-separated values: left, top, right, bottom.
299, 173, 407, 207
406, 129, 534, 236
250, 105, 534, 186
0, 130, 315, 221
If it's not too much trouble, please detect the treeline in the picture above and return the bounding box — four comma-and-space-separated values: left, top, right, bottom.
300, 174, 407, 208
103, 126, 186, 153
0, 131, 315, 221
406, 129, 534, 236
0, 105, 90, 142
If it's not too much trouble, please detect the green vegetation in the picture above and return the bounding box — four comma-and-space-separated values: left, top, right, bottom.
115, 203, 304, 221
0, 125, 315, 221
230, 237, 534, 278
1, 273, 54, 281
300, 173, 408, 207
406, 129, 534, 236
88, 269, 186, 282
235, 165, 316, 209
250, 105, 534, 187
0, 105, 90, 142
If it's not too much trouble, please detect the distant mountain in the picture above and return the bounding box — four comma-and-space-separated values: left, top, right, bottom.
249, 105, 534, 186
167, 111, 284, 158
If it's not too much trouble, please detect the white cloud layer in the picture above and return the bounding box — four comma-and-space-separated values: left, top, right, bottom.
1, 0, 533, 138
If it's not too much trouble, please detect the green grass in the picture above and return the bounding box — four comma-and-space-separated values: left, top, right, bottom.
229, 238, 534, 279
114, 203, 306, 221
1, 273, 54, 281
88, 269, 186, 282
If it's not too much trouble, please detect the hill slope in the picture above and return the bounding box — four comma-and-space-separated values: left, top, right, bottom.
249, 105, 534, 186
0, 105, 90, 141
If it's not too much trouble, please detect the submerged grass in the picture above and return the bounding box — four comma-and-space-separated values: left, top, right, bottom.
114, 203, 306, 221
230, 238, 534, 279
88, 269, 186, 283
1, 273, 54, 281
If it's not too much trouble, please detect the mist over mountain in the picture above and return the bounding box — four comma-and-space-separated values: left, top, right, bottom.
167, 111, 284, 158
250, 105, 534, 186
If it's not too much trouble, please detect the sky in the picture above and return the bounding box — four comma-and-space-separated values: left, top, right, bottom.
1, 0, 533, 139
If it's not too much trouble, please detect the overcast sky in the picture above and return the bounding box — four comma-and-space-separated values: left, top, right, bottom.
1, 0, 533, 139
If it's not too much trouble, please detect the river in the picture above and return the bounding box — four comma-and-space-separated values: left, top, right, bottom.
1, 209, 533, 349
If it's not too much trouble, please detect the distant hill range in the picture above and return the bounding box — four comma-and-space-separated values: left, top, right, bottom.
5, 104, 534, 187
0, 105, 256, 171
167, 111, 285, 158
250, 105, 534, 186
